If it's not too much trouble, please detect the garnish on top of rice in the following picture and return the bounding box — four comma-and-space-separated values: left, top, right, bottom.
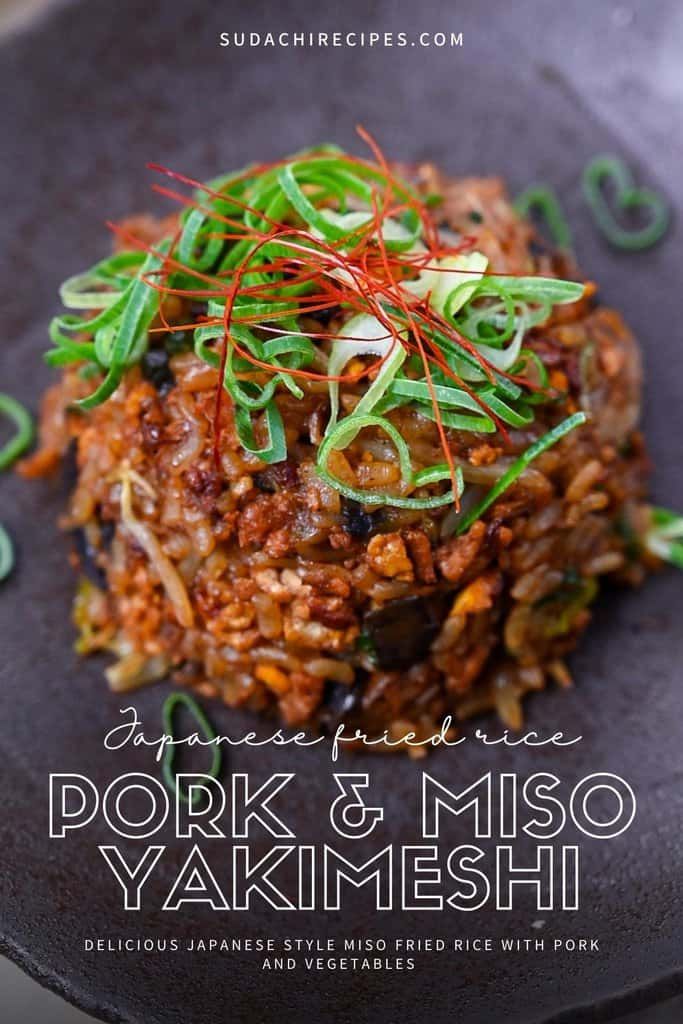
20, 131, 681, 748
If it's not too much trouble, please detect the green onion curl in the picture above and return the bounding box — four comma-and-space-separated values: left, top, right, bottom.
316, 413, 463, 510
515, 185, 572, 251
454, 411, 587, 535
60, 251, 146, 309
582, 156, 669, 250
161, 692, 222, 807
77, 243, 170, 409
0, 393, 34, 470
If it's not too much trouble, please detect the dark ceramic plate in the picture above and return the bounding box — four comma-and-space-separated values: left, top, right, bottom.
1, 1, 681, 1022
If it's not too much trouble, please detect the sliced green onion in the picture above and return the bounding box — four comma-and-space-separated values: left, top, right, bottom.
582, 156, 669, 250
431, 251, 488, 316
223, 326, 282, 411
262, 335, 316, 399
276, 158, 421, 252
234, 401, 287, 464
195, 318, 315, 410
193, 320, 223, 368
60, 274, 124, 311
49, 289, 133, 347
0, 393, 34, 470
390, 378, 495, 419
77, 243, 169, 410
353, 343, 406, 419
448, 281, 517, 345
46, 318, 97, 365
454, 412, 587, 535
161, 692, 222, 807
444, 275, 578, 375
402, 250, 487, 306
326, 314, 404, 433
0, 523, 14, 581
60, 252, 145, 309
319, 208, 373, 237
644, 507, 683, 569
515, 185, 572, 251
510, 349, 549, 395
413, 403, 495, 434
385, 306, 495, 385
392, 374, 532, 430
278, 165, 353, 243
485, 276, 584, 305
457, 307, 529, 373
178, 170, 249, 271
317, 413, 463, 509
478, 386, 534, 427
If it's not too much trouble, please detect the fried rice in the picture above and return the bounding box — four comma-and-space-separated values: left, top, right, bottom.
22, 160, 657, 749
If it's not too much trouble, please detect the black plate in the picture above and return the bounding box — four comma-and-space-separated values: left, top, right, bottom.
1, 1, 682, 1021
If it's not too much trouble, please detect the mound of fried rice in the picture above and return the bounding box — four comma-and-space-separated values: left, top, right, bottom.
22, 164, 656, 750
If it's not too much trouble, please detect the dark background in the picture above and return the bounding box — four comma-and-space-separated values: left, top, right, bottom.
1, 1, 682, 1022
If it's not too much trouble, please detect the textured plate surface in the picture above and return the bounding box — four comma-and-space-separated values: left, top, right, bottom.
0, 1, 681, 1022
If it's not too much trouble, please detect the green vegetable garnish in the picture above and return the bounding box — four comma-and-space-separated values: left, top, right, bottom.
46, 135, 591, 518
0, 523, 14, 582
644, 507, 683, 569
455, 412, 588, 535
582, 156, 669, 250
0, 393, 34, 471
161, 692, 222, 807
318, 414, 464, 510
515, 185, 572, 251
